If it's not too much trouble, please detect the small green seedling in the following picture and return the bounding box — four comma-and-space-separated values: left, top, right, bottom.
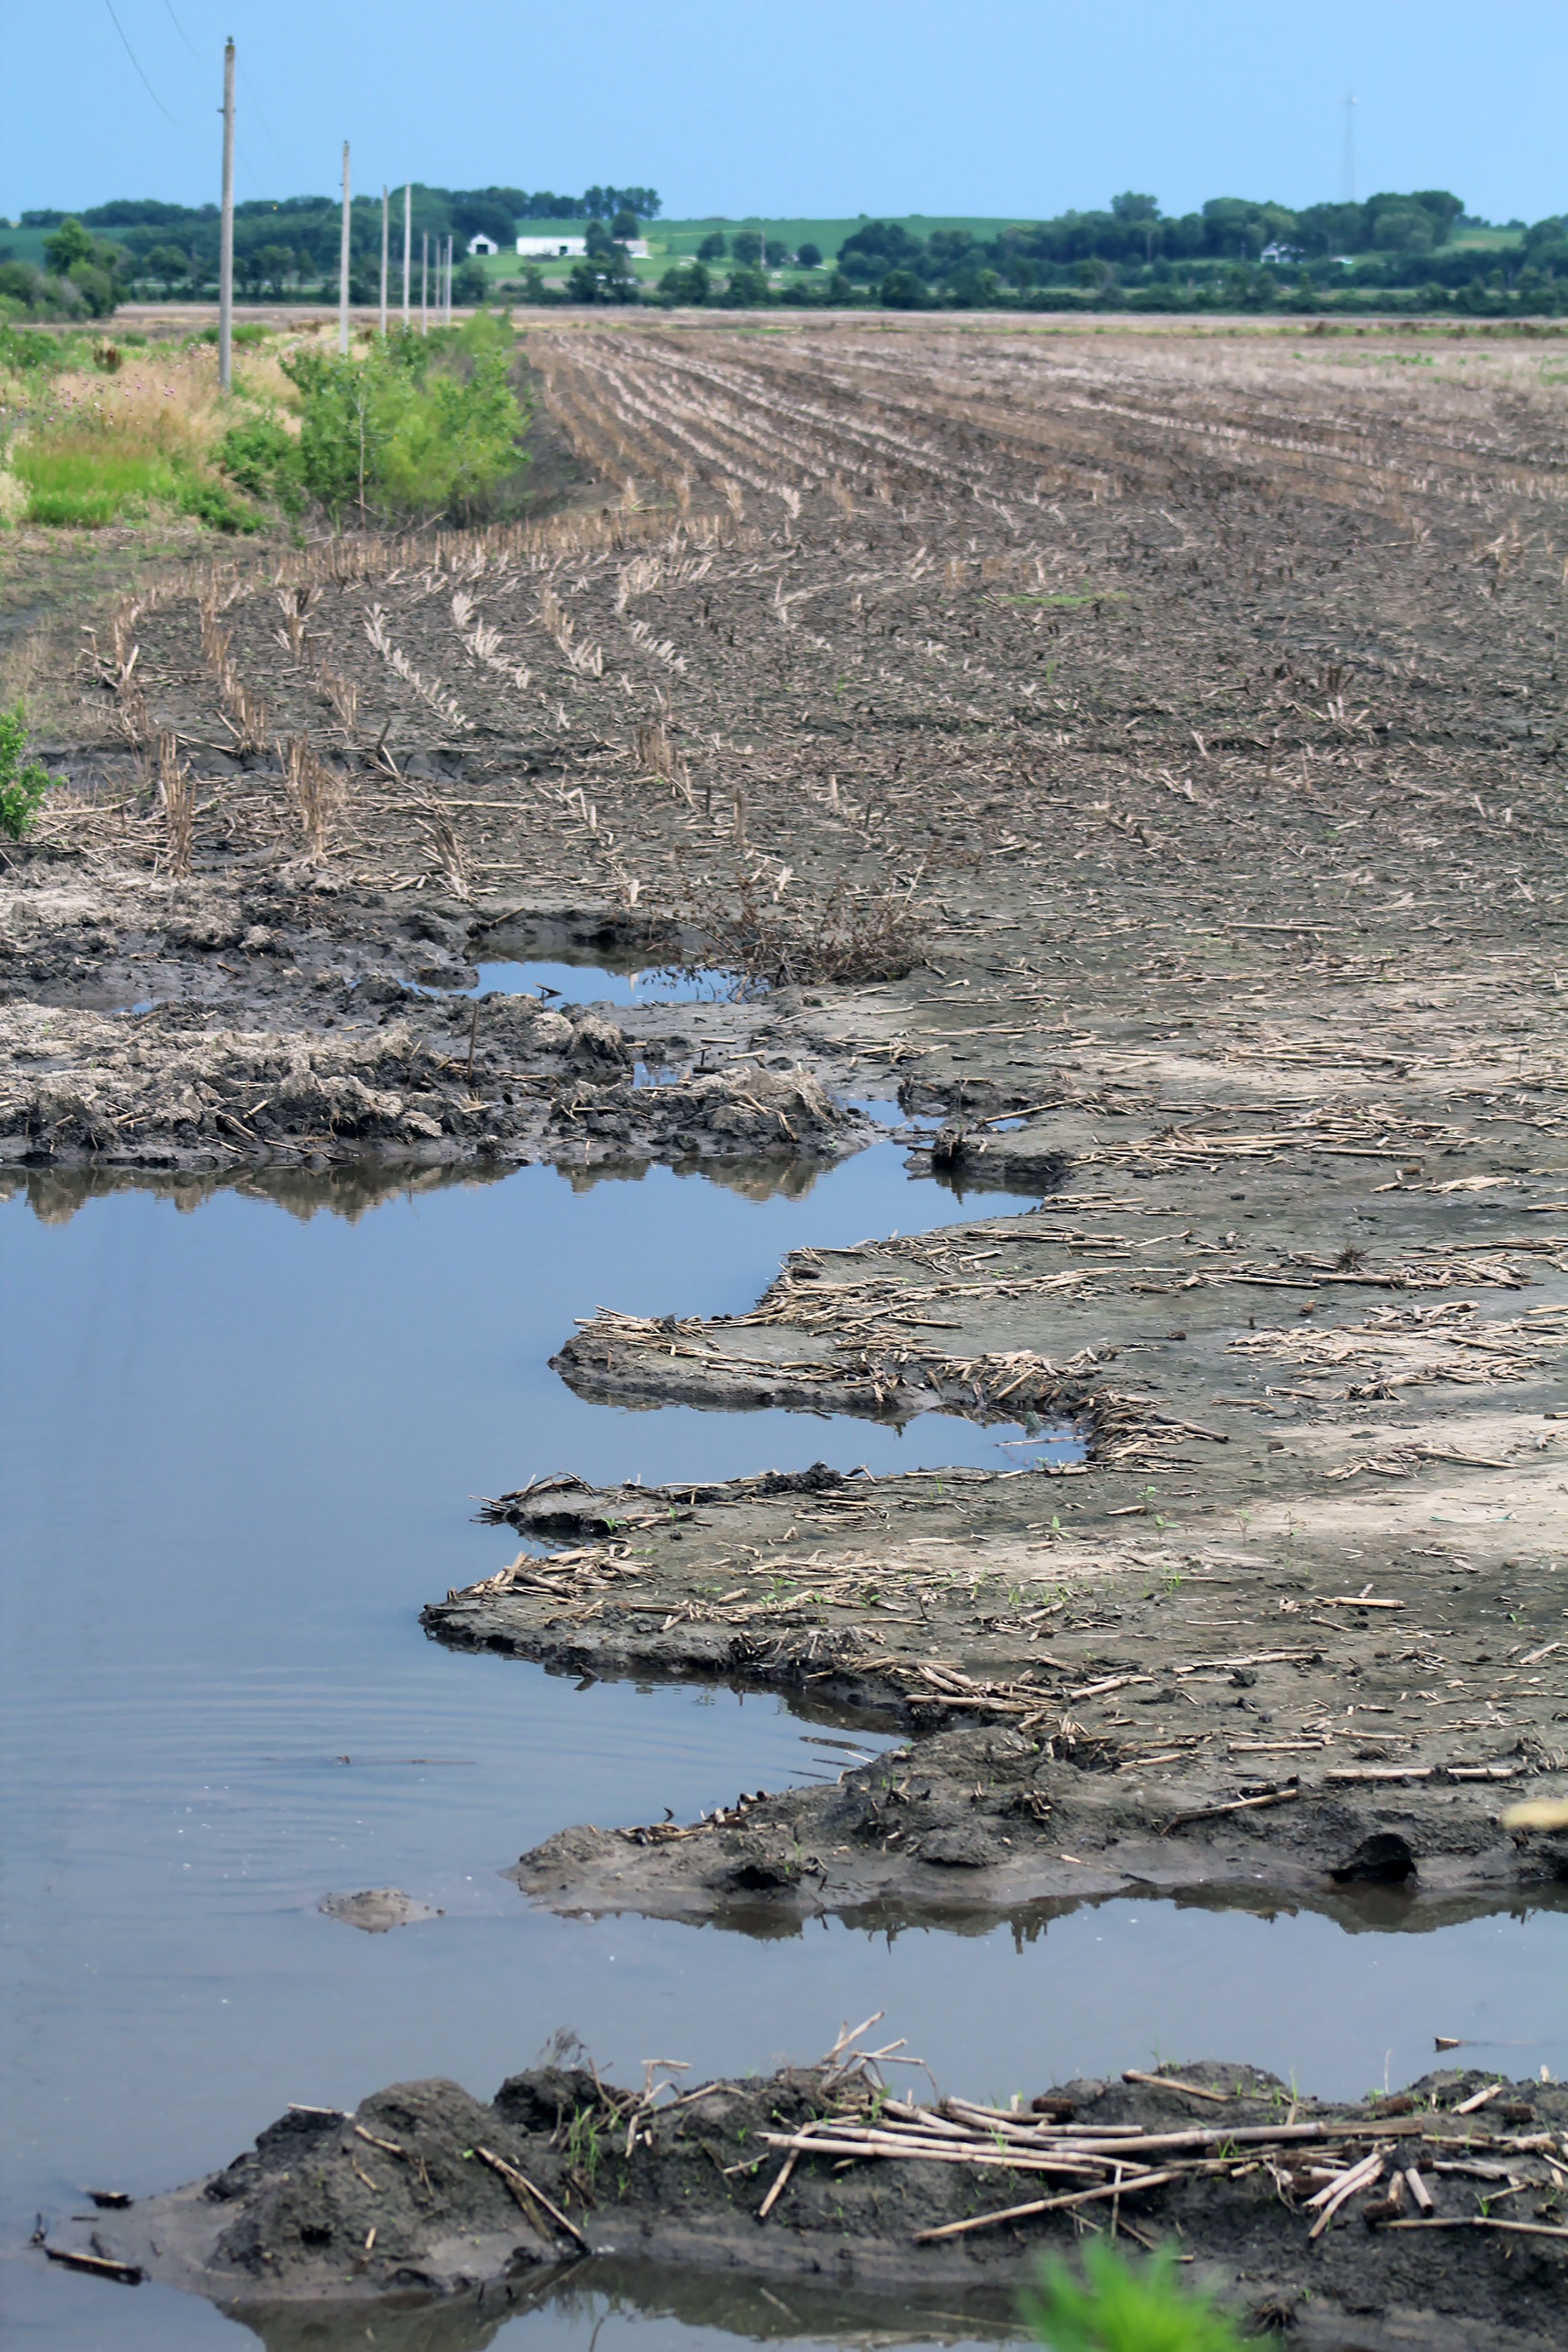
1021, 2240, 1244, 2352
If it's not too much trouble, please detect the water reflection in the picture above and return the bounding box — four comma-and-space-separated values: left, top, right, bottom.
5, 1130, 1565, 2352
228, 2262, 1020, 2352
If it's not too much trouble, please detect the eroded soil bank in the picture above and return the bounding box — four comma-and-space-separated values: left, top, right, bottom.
68, 2056, 1568, 2349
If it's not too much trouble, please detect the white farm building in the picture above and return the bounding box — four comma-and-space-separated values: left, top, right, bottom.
514, 235, 650, 260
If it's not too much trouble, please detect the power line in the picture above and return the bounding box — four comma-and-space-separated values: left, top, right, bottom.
237, 54, 291, 170
162, 0, 201, 59
103, 0, 185, 126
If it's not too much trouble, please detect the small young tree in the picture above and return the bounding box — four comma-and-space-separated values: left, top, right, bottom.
0, 705, 63, 841
697, 230, 728, 261
611, 208, 640, 241
731, 228, 763, 267
796, 241, 822, 268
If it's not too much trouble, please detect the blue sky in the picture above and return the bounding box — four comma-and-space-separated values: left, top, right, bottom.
5, 0, 1564, 226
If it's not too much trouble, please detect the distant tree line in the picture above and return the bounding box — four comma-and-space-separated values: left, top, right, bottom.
11, 182, 1568, 324
626, 190, 1568, 316
1, 184, 661, 312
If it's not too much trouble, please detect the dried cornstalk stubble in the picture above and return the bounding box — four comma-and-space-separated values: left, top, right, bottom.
156, 729, 195, 877
199, 597, 230, 674
316, 664, 358, 730
281, 732, 343, 860
418, 804, 469, 900
276, 584, 316, 658
221, 672, 268, 756
633, 718, 676, 780
685, 871, 928, 989
722, 478, 745, 521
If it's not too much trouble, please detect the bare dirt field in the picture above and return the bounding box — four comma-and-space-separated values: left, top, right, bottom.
7, 316, 1568, 2331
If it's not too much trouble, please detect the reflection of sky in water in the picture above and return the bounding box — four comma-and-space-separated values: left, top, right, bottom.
453, 959, 754, 1006
3, 1147, 1563, 2352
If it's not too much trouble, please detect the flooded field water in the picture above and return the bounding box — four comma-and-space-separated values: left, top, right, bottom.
2, 1125, 1565, 2351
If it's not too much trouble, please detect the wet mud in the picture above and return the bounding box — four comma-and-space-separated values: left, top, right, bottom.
8, 319, 1568, 2340
65, 2057, 1568, 2349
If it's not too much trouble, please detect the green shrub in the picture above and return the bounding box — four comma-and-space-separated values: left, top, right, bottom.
280, 328, 526, 520
176, 473, 259, 532
658, 260, 711, 304
191, 320, 272, 347
218, 410, 301, 510
1021, 2242, 1244, 2352
0, 322, 74, 374
0, 704, 62, 841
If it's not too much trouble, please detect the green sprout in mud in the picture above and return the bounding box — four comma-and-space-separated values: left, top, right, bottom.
564, 2104, 603, 2188
1023, 2240, 1245, 2352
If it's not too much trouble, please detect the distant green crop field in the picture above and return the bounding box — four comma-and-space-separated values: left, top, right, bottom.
654, 215, 1029, 259
474, 214, 1035, 290
1448, 226, 1524, 251
0, 226, 52, 267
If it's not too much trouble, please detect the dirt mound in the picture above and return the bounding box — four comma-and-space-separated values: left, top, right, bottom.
57, 2057, 1568, 2346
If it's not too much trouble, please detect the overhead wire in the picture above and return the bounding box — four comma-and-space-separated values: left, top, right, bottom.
102, 0, 185, 127
162, 0, 201, 58
236, 53, 291, 172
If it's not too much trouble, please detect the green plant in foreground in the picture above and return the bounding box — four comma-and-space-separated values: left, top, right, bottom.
1022, 2240, 1244, 2352
0, 705, 62, 840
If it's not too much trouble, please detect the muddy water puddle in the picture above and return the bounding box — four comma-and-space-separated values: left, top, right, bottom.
3, 1143, 1566, 2351
459, 959, 754, 1006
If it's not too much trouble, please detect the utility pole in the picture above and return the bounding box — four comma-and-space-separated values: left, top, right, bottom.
338, 140, 351, 354
218, 37, 235, 391
445, 235, 452, 321
421, 232, 428, 333
379, 185, 388, 334
402, 182, 411, 326
1341, 92, 1358, 206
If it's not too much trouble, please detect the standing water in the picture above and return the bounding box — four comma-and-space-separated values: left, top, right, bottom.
2, 1142, 1564, 2352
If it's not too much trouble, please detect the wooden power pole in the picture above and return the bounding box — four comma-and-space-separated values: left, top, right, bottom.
218, 37, 235, 391
379, 185, 388, 334
338, 141, 351, 354
402, 182, 411, 326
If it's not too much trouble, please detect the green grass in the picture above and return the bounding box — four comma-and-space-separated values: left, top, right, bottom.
12, 436, 182, 524
11, 431, 257, 531
655, 214, 1032, 258
0, 224, 53, 268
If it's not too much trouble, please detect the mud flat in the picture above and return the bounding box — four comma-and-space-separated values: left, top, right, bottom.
7, 319, 1568, 2343
61, 2051, 1568, 2349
